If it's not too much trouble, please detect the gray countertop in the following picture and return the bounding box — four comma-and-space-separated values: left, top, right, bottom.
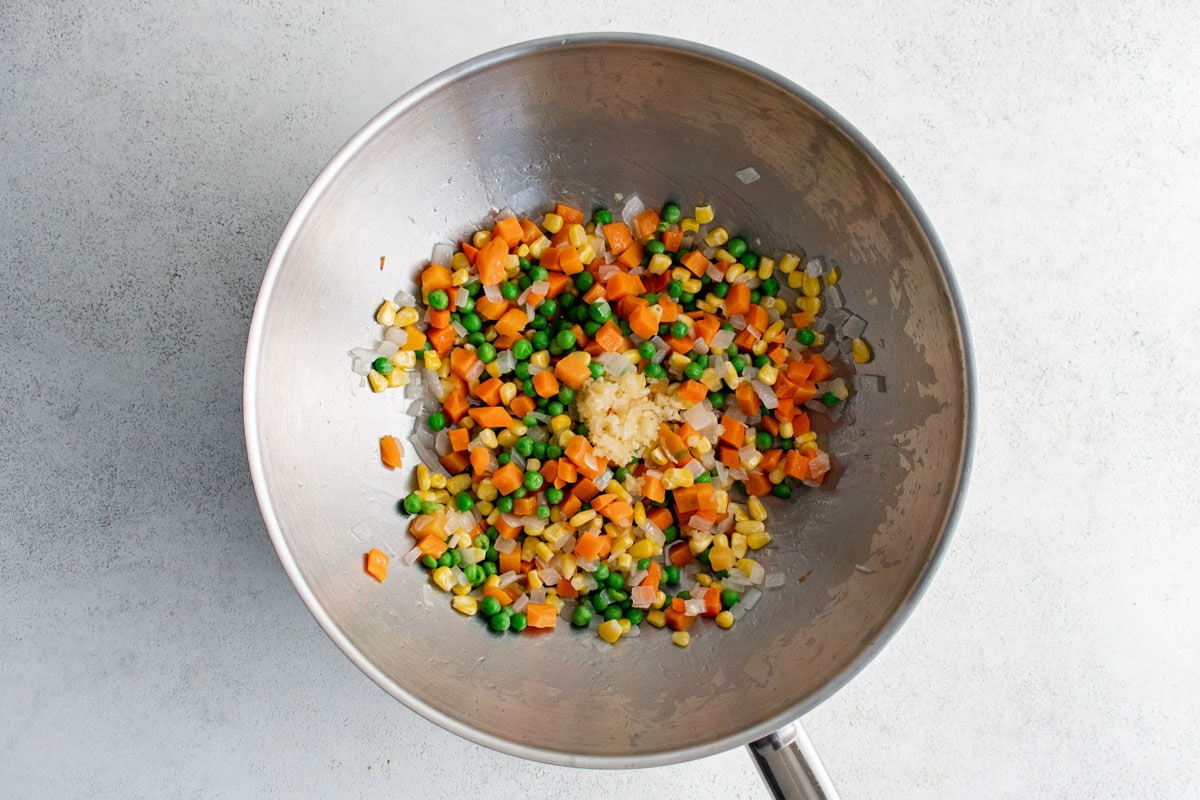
3, 2, 1198, 798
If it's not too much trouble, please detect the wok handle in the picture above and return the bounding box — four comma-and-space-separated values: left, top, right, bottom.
747, 723, 841, 800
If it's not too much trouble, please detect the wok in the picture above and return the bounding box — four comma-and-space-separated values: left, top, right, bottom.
244, 34, 973, 798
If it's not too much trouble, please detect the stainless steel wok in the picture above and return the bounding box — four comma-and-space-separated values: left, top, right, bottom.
244, 33, 973, 798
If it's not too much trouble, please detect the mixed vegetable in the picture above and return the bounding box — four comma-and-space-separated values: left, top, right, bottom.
354, 197, 872, 646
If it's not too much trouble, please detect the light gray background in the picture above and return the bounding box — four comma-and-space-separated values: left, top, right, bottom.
3, 2, 1197, 798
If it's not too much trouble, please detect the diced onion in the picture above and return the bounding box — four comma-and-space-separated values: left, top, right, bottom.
710, 329, 735, 350
735, 166, 761, 184
483, 283, 502, 303
751, 380, 779, 410
621, 194, 645, 229
494, 536, 518, 554
511, 594, 529, 613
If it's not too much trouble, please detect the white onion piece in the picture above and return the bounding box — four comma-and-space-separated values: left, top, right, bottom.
825, 284, 845, 308
682, 402, 716, 431
620, 194, 645, 229
454, 286, 470, 307
375, 341, 399, 359
710, 329, 735, 351
689, 514, 714, 534
494, 536, 518, 554
510, 452, 526, 469
765, 573, 786, 589
393, 290, 417, 307
735, 166, 760, 184
575, 557, 598, 572
752, 380, 779, 410
350, 357, 372, 376
684, 598, 707, 616
422, 584, 435, 606
435, 430, 451, 456
597, 263, 621, 282
706, 261, 725, 282
403, 545, 423, 565
530, 588, 547, 604
728, 314, 747, 330
465, 358, 485, 383
805, 399, 829, 415
383, 327, 409, 346
482, 282, 502, 303
821, 341, 841, 362
804, 257, 824, 277
539, 567, 560, 586
493, 349, 514, 374
431, 243, 455, 265
511, 594, 529, 613
450, 320, 468, 338
594, 469, 613, 490
628, 569, 648, 587
701, 246, 718, 259
497, 570, 519, 588
744, 587, 764, 607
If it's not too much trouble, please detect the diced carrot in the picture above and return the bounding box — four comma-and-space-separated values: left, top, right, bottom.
554, 351, 591, 389
594, 534, 613, 559
574, 531, 604, 561
668, 541, 694, 567
718, 415, 745, 447
602, 221, 633, 255
494, 308, 530, 338
628, 304, 659, 339
571, 477, 600, 502
494, 514, 522, 540
550, 228, 570, 247
556, 459, 577, 484
442, 388, 469, 423
793, 380, 819, 403
617, 241, 644, 268
593, 320, 624, 353
410, 513, 447, 539
524, 602, 558, 629
676, 380, 708, 405
774, 398, 796, 422
647, 506, 673, 532
659, 425, 688, 462
469, 445, 490, 477
735, 381, 762, 415
428, 308, 451, 329
661, 228, 683, 252
449, 347, 479, 380
768, 346, 789, 366
605, 272, 645, 301
509, 394, 536, 418
724, 283, 751, 316
557, 246, 583, 275
791, 310, 815, 329
793, 411, 811, 434
472, 377, 503, 406
744, 304, 769, 334
674, 486, 699, 513
545, 271, 572, 298
743, 471, 773, 496
641, 473, 666, 503
658, 298, 680, 323
701, 584, 725, 617
663, 335, 692, 354
582, 282, 607, 305
787, 359, 816, 384
554, 203, 584, 225
761, 415, 780, 436
518, 219, 542, 244
492, 217, 523, 248
632, 209, 661, 240
459, 241, 479, 265
539, 459, 559, 485
559, 494, 581, 518
598, 499, 634, 528
398, 325, 426, 351
555, 578, 579, 599
475, 237, 509, 285
664, 604, 695, 631
468, 406, 514, 429
416, 534, 448, 559
421, 263, 453, 291
679, 250, 711, 277
692, 314, 720, 345
720, 445, 740, 468
784, 450, 811, 480
641, 561, 662, 588
426, 325, 456, 357
759, 448, 783, 471
447, 427, 471, 453
733, 328, 757, 351
474, 295, 510, 320
807, 353, 835, 382
591, 493, 616, 512
365, 548, 389, 582
438, 451, 470, 475
491, 462, 524, 495
482, 584, 512, 607
564, 437, 607, 480
379, 435, 402, 469
694, 482, 717, 511
513, 496, 538, 516
531, 371, 560, 398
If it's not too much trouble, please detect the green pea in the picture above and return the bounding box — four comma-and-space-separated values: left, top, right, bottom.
594, 563, 610, 582
510, 612, 528, 632
515, 437, 534, 457
677, 590, 691, 600
486, 525, 499, 541
662, 203, 682, 223
558, 386, 575, 405
531, 440, 547, 459
731, 355, 747, 374
591, 592, 609, 612
420, 555, 437, 569
822, 391, 839, 406
480, 596, 502, 617
636, 558, 651, 571
372, 357, 393, 375
531, 330, 550, 351
518, 256, 532, 270
683, 362, 704, 381
496, 452, 511, 466
517, 275, 532, 291
694, 472, 712, 484
667, 280, 683, 298
476, 342, 497, 364
428, 412, 446, 432
613, 466, 629, 482
679, 291, 695, 305
556, 329, 577, 350
427, 289, 449, 310
626, 608, 645, 625
712, 282, 729, 299
539, 298, 558, 318
604, 606, 623, 621
760, 276, 779, 296
448, 548, 462, 566
402, 493, 423, 515
528, 315, 548, 331
455, 492, 474, 511
665, 565, 681, 585
536, 504, 550, 520
772, 482, 793, 498
467, 331, 486, 347
496, 496, 514, 513
726, 238, 747, 258
637, 341, 656, 360
593, 208, 612, 225
663, 525, 679, 543
461, 312, 482, 333
588, 362, 605, 378
436, 552, 452, 568
798, 328, 816, 346
511, 487, 526, 499
780, 437, 794, 451
545, 444, 562, 459
739, 252, 759, 271
750, 290, 761, 304
530, 266, 549, 282
574, 272, 595, 292
524, 471, 544, 491
545, 486, 564, 505
457, 294, 475, 313
482, 560, 498, 575
606, 573, 624, 590
571, 605, 594, 627
669, 321, 688, 339
644, 363, 665, 380
756, 431, 774, 450
522, 377, 536, 397
501, 282, 519, 300
709, 392, 725, 409
646, 239, 665, 255
546, 400, 564, 416
589, 301, 612, 323
489, 613, 511, 632
466, 281, 483, 297
754, 354, 769, 368
463, 564, 483, 586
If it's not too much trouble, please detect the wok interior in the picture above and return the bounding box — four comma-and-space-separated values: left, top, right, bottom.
249, 39, 969, 766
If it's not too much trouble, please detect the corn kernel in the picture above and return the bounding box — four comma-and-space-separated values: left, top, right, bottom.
428, 472, 447, 490
647, 253, 672, 274
689, 533, 714, 554
714, 248, 737, 265
549, 414, 571, 434
618, 619, 632, 634
680, 216, 700, 232
852, 338, 873, 364
566, 223, 587, 247
608, 482, 632, 503
671, 267, 692, 282
529, 236, 551, 258
431, 566, 454, 591
577, 243, 596, 265
731, 532, 749, 559
542, 213, 564, 233
704, 226, 729, 247
757, 257, 775, 279
629, 539, 655, 560
612, 533, 634, 554
616, 552, 633, 571
714, 533, 730, 549
647, 609, 667, 628
451, 595, 478, 616
633, 502, 647, 527
779, 252, 801, 273
598, 619, 623, 643
525, 457, 541, 473
735, 520, 765, 534
694, 205, 714, 224
416, 464, 432, 491
497, 430, 517, 448
451, 252, 471, 271
671, 631, 691, 647
387, 369, 407, 388
725, 263, 745, 283
668, 352, 691, 372
422, 351, 440, 370
561, 554, 578, 580
747, 530, 772, 550
475, 500, 494, 515
516, 243, 530, 258
787, 270, 806, 290
768, 466, 786, 484
534, 541, 554, 562
715, 490, 729, 514
747, 496, 768, 521
451, 581, 472, 596
367, 371, 388, 392
802, 274, 821, 298
509, 422, 528, 437
722, 361, 740, 388
827, 265, 840, 285
662, 468, 694, 490
530, 349, 550, 369
778, 421, 794, 440
570, 509, 597, 527
472, 230, 492, 248
446, 475, 472, 495
696, 573, 712, 587
681, 278, 702, 294
653, 590, 667, 609
647, 446, 670, 466
715, 610, 735, 629
521, 538, 538, 561
797, 296, 822, 314
757, 364, 778, 385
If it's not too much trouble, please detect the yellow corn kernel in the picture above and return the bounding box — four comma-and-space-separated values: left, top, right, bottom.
450, 594, 479, 616
451, 581, 473, 596
772, 298, 790, 314
704, 226, 729, 247
528, 236, 551, 258
802, 273, 821, 298
764, 320, 785, 341
387, 369, 408, 388
598, 619, 623, 643
546, 414, 569, 435
482, 361, 499, 379
715, 490, 729, 515
508, 422, 528, 437
542, 212, 564, 233
483, 574, 501, 589
695, 573, 713, 587
749, 339, 768, 356
526, 569, 544, 592
422, 351, 440, 371
714, 248, 737, 265
778, 421, 794, 440
680, 216, 700, 232
757, 257, 775, 279
616, 552, 633, 571
827, 265, 840, 285
497, 429, 517, 448
534, 541, 554, 562
628, 539, 655, 561
560, 554, 577, 580
475, 477, 497, 502
428, 472, 447, 490
757, 364, 779, 385
768, 465, 786, 485
671, 631, 691, 647
446, 474, 472, 495
375, 299, 398, 327
451, 252, 471, 271
570, 509, 597, 527
392, 350, 417, 369
612, 533, 634, 554
544, 594, 564, 613
747, 530, 772, 550
633, 502, 648, 528
735, 520, 765, 534
797, 431, 818, 444
671, 266, 692, 283
647, 609, 667, 628
516, 243, 530, 258
694, 204, 714, 224
431, 489, 451, 504
668, 352, 690, 372
577, 243, 597, 265
475, 500, 494, 516
787, 270, 805, 290
722, 361, 740, 388
852, 338, 873, 364
618, 619, 632, 634
778, 252, 802, 273
530, 350, 550, 369
662, 468, 694, 490
451, 267, 471, 287
695, 299, 717, 314
392, 307, 419, 329
417, 490, 439, 503
681, 278, 703, 294
747, 496, 768, 522
416, 464, 432, 491
557, 429, 575, 448
715, 610, 735, 629
689, 532, 714, 555
431, 566, 454, 591
647, 253, 672, 274
731, 532, 749, 560
652, 590, 668, 609
504, 254, 521, 272
714, 533, 730, 549
521, 538, 538, 561
725, 263, 745, 283
472, 230, 492, 248
367, 371, 388, 393
566, 223, 587, 247
525, 457, 542, 474
570, 573, 590, 592
797, 296, 822, 314
608, 482, 631, 503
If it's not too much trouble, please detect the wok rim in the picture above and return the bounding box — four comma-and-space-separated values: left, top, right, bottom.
243, 31, 976, 769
